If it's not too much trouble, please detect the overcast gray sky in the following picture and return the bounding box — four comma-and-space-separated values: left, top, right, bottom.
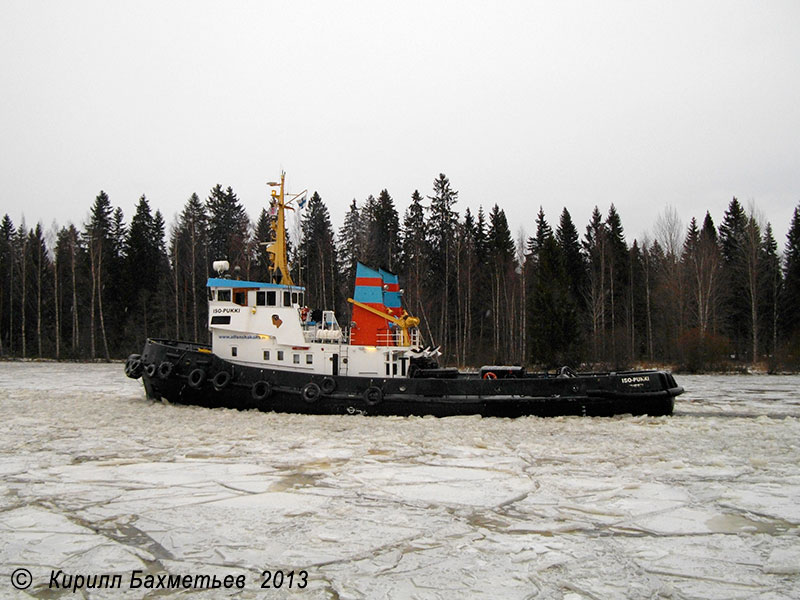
2, 0, 799, 250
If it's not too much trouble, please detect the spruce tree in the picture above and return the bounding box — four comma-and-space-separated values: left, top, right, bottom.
23, 224, 52, 358
457, 208, 477, 364
338, 199, 363, 314
171, 193, 209, 341
743, 215, 763, 361
782, 204, 800, 350
528, 208, 573, 366
760, 223, 781, 359
84, 191, 114, 359
363, 190, 400, 271
555, 208, 585, 312
251, 207, 272, 283
487, 204, 516, 361
206, 184, 249, 271
718, 197, 750, 359
298, 192, 338, 311
628, 240, 648, 362
53, 225, 81, 357
605, 205, 629, 365
0, 215, 14, 355
555, 208, 586, 361
126, 196, 160, 295
583, 206, 607, 362
472, 206, 491, 358
399, 191, 430, 340
124, 196, 165, 349
426, 174, 459, 356
683, 213, 723, 341
107, 207, 128, 346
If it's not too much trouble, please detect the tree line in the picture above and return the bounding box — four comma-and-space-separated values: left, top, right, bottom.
1, 174, 799, 371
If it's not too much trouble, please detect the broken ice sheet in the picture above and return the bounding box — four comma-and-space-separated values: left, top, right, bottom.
2, 365, 800, 599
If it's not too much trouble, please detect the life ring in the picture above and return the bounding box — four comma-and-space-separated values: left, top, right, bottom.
157, 361, 174, 379
187, 368, 206, 389
482, 371, 497, 380
302, 382, 321, 403
363, 386, 383, 406
212, 370, 231, 391
321, 377, 336, 395
144, 363, 157, 378
251, 380, 271, 402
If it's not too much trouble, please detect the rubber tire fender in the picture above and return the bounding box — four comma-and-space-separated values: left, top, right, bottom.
558, 366, 577, 378
363, 386, 383, 406
302, 382, 321, 403
212, 370, 231, 391
187, 368, 206, 389
144, 363, 157, 378
251, 380, 272, 402
320, 377, 336, 395
157, 361, 174, 379
125, 354, 143, 379
129, 358, 143, 378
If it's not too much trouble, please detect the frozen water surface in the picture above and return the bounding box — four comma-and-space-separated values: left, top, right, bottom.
1, 364, 799, 599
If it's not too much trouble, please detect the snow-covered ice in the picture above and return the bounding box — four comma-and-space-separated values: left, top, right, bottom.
1, 364, 798, 598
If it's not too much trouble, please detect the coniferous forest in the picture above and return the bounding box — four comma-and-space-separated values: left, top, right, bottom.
2, 173, 800, 372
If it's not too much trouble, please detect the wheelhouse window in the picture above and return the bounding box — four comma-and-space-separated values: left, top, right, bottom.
208, 289, 216, 301
291, 292, 298, 305
263, 350, 269, 361
233, 290, 247, 306
217, 289, 231, 302
256, 291, 266, 306
293, 354, 300, 364
277, 350, 284, 361
306, 354, 313, 364
267, 291, 277, 306
283, 291, 291, 306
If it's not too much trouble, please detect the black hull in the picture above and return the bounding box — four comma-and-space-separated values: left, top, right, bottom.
126, 339, 683, 418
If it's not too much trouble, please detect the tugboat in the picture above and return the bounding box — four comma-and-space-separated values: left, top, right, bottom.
125, 174, 683, 417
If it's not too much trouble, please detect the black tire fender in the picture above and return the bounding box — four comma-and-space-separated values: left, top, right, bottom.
558, 366, 577, 378
144, 363, 157, 378
212, 370, 231, 391
364, 386, 383, 406
129, 358, 143, 378
187, 368, 206, 389
125, 354, 143, 379
321, 377, 336, 395
157, 361, 174, 379
302, 382, 321, 403
252, 380, 272, 402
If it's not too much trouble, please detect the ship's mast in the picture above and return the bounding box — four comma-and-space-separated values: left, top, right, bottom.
266, 172, 307, 285
266, 173, 293, 285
